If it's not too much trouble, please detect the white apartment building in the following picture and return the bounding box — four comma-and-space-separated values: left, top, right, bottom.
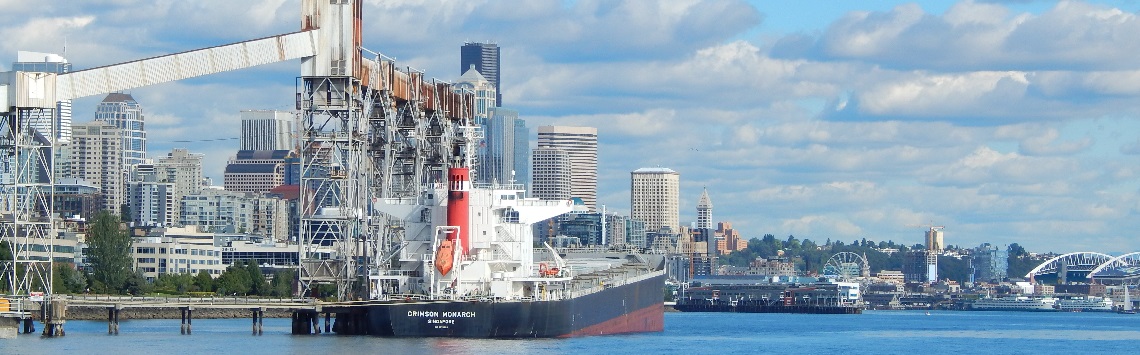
126, 179, 175, 227
180, 188, 288, 240
631, 167, 680, 234
537, 126, 597, 210
70, 122, 125, 215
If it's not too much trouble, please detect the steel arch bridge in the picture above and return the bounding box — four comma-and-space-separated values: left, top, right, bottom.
1024, 252, 1114, 283
1088, 252, 1140, 286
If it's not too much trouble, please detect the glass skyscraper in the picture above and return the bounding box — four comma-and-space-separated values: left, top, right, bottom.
485, 108, 528, 186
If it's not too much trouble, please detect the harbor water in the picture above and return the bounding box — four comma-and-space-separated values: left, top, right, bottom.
2, 310, 1138, 354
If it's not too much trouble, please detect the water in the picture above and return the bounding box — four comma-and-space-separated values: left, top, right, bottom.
3, 311, 1138, 354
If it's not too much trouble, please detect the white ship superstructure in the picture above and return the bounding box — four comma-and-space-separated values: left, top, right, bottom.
1056, 297, 1114, 312
971, 296, 1058, 311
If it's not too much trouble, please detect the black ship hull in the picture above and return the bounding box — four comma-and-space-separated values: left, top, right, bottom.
332, 273, 665, 338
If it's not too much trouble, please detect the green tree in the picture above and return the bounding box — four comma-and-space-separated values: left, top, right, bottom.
216, 262, 251, 295
53, 264, 87, 294
193, 270, 215, 292
0, 240, 12, 260
123, 270, 151, 295
154, 273, 194, 294
245, 261, 268, 296
270, 269, 295, 297
86, 211, 134, 294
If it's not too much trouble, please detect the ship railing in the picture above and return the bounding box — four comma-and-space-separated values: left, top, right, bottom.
472, 182, 525, 191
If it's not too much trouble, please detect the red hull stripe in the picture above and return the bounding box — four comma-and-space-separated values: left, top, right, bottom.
561, 303, 664, 338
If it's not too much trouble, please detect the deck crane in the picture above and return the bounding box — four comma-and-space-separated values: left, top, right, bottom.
0, 0, 473, 301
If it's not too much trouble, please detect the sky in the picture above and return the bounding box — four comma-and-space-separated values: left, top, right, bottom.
4, 0, 1140, 254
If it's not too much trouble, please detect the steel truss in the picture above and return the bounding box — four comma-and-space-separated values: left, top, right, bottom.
297, 76, 369, 300
0, 107, 55, 297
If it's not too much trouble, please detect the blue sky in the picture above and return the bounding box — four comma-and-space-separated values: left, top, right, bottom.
4, 0, 1140, 253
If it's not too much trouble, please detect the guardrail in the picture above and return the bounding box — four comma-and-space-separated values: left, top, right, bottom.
65, 295, 316, 305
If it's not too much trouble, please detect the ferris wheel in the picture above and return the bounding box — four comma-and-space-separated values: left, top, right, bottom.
823, 252, 870, 280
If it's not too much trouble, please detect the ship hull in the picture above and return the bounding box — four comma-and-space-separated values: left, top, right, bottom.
342, 273, 665, 338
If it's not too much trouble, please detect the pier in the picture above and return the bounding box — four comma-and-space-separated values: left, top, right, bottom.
0, 295, 383, 337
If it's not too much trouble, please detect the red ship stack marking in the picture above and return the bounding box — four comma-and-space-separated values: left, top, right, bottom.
446, 167, 471, 254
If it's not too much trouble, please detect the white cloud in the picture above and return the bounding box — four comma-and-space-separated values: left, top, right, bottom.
6, 0, 1140, 253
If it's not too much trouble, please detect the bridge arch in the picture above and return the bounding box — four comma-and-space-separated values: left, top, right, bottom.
1024, 252, 1114, 280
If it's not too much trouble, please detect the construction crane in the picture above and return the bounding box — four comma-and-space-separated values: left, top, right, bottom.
0, 0, 473, 301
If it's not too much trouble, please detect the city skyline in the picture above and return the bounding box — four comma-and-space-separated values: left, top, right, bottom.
6, 1, 1140, 252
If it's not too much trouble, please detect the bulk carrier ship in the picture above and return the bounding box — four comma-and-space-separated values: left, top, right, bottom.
334, 165, 666, 337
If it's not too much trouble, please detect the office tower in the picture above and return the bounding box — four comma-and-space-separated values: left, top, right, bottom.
972, 243, 1009, 283
697, 188, 712, 229
223, 150, 294, 193
94, 93, 147, 167
455, 65, 498, 183
631, 167, 680, 234
537, 126, 597, 211
531, 147, 572, 200
484, 108, 527, 185
11, 51, 73, 144
513, 119, 529, 189
71, 122, 125, 215
460, 42, 501, 106
455, 65, 497, 125
240, 110, 295, 151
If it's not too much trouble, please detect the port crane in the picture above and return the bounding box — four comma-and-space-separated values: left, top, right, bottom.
0, 0, 473, 301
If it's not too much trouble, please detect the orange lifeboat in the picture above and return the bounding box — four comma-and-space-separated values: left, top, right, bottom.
435, 240, 455, 275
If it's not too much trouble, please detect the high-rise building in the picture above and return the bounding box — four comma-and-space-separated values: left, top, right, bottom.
697, 188, 712, 229
903, 249, 938, 284
537, 126, 597, 210
972, 243, 1009, 283
926, 228, 945, 252
454, 66, 498, 183
223, 150, 294, 193
151, 148, 204, 223
95, 93, 146, 167
126, 177, 175, 227
513, 119, 529, 189
454, 65, 497, 125
240, 110, 295, 151
531, 147, 572, 200
71, 122, 125, 215
11, 51, 73, 144
631, 167, 680, 234
483, 108, 527, 185
460, 42, 501, 106
181, 188, 291, 241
